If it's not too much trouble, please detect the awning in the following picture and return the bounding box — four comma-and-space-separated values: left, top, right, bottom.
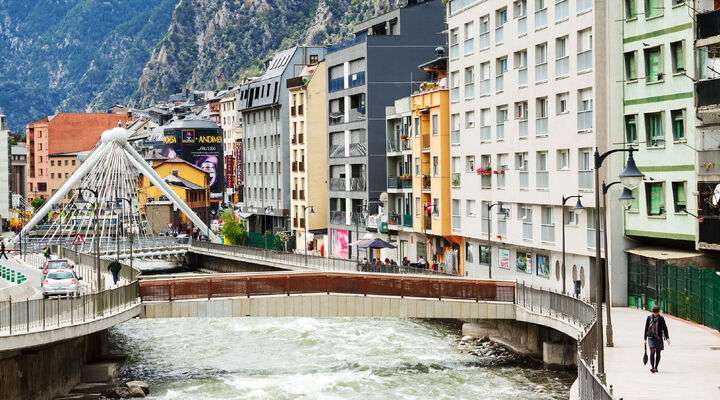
237, 212, 254, 219
625, 246, 703, 261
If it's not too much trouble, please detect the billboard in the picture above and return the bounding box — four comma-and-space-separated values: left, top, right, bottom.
163, 126, 225, 200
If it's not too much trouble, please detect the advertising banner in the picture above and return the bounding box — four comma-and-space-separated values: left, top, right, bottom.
536, 254, 550, 278
516, 252, 533, 274
233, 141, 244, 186
163, 127, 225, 200
225, 155, 234, 189
499, 248, 510, 270
333, 229, 349, 259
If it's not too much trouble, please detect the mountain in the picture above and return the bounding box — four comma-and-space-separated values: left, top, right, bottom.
0, 0, 403, 131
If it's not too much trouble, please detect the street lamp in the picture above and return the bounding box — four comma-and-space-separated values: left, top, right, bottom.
115, 197, 134, 271
263, 206, 274, 250
561, 194, 584, 295
486, 202, 505, 279
75, 187, 100, 293
302, 205, 314, 265
593, 146, 645, 380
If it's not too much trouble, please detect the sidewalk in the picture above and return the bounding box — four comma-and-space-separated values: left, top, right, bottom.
605, 307, 720, 400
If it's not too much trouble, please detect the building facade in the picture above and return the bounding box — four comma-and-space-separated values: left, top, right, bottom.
0, 114, 9, 226
447, 0, 610, 298
237, 46, 326, 235
326, 0, 446, 259
10, 143, 27, 201
220, 89, 243, 202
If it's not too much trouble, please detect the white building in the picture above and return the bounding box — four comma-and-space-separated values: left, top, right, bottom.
447, 0, 613, 299
220, 89, 243, 202
0, 114, 10, 227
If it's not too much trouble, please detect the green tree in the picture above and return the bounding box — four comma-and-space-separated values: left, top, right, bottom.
31, 196, 45, 211
219, 209, 245, 245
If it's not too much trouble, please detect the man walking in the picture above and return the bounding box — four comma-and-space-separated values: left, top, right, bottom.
0, 239, 8, 259
644, 305, 670, 373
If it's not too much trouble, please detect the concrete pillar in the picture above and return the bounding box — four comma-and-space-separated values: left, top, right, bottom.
543, 341, 576, 367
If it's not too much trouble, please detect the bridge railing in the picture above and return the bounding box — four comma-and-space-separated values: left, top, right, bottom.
515, 283, 615, 400
0, 281, 139, 336
190, 240, 456, 276
139, 272, 516, 303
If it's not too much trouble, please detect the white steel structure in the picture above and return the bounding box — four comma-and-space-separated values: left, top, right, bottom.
15, 127, 219, 248
447, 0, 610, 298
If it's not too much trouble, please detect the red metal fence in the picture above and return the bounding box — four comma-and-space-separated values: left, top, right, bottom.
139, 272, 515, 303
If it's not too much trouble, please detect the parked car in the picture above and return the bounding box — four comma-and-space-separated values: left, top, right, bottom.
43, 258, 73, 275
41, 269, 81, 298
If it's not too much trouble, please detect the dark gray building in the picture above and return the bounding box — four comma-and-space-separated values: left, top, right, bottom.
325, 0, 445, 259
237, 46, 325, 234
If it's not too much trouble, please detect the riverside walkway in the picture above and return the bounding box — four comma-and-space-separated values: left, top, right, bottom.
604, 307, 720, 400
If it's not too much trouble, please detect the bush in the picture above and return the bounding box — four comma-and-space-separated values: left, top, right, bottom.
219, 210, 246, 245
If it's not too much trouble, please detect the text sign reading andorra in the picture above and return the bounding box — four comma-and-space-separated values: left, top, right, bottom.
163, 128, 225, 200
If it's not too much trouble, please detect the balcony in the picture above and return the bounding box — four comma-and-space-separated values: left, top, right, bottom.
519, 170, 529, 189
479, 79, 491, 96
330, 210, 347, 225
349, 142, 367, 157
327, 35, 366, 54
536, 117, 548, 136
696, 79, 720, 108
577, 50, 592, 72
329, 143, 345, 158
556, 56, 569, 77
536, 171, 549, 190
350, 176, 366, 191
349, 106, 366, 122
555, 0, 569, 21
481, 174, 492, 189
386, 138, 400, 153
578, 171, 593, 190
387, 176, 412, 189
451, 129, 460, 145
452, 215, 462, 231
403, 213, 413, 228
495, 74, 504, 92
422, 175, 431, 191
329, 112, 344, 125
329, 77, 344, 92
535, 9, 547, 29
424, 216, 433, 231
421, 134, 430, 151
578, 110, 593, 131
698, 149, 720, 176
517, 16, 527, 36
451, 172, 461, 188
480, 126, 491, 141
329, 178, 346, 191
541, 224, 555, 242
518, 119, 528, 138
698, 10, 720, 40
535, 63, 548, 82
349, 71, 365, 88
518, 68, 528, 86
388, 212, 401, 226
522, 221, 533, 240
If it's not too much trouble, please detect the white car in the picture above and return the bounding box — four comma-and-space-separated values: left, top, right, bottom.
42, 269, 81, 298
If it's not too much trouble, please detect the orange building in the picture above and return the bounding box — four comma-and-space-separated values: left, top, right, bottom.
26, 112, 131, 201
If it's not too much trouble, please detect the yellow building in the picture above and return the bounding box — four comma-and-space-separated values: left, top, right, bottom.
411, 56, 463, 275
138, 158, 210, 232
288, 61, 328, 253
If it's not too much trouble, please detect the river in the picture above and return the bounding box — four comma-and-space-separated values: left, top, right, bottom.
111, 318, 574, 400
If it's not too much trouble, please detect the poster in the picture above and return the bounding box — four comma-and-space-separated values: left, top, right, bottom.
536, 254, 550, 278
225, 155, 234, 189
163, 126, 225, 200
516, 252, 532, 274
499, 248, 510, 270
333, 229, 349, 259
233, 141, 244, 187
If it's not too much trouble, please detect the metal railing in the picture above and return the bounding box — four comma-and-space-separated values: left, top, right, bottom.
517, 16, 527, 35
555, 0, 569, 21
535, 62, 548, 82
578, 50, 593, 72
556, 56, 570, 77
579, 170, 593, 190
535, 8, 548, 28
536, 117, 548, 136
329, 178, 346, 191
578, 110, 593, 131
495, 74, 504, 92
541, 223, 556, 242
518, 68, 528, 86
519, 119, 528, 138
330, 211, 347, 225
479, 79, 491, 96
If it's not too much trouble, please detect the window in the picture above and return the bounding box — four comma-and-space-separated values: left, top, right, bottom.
434, 198, 441, 216
645, 0, 663, 18
464, 66, 475, 100
465, 110, 475, 128
466, 156, 476, 173
479, 62, 491, 96
644, 47, 663, 83
625, 0, 637, 18
415, 157, 420, 175
515, 101, 528, 120
480, 108, 492, 141
465, 242, 475, 262
625, 114, 638, 144
629, 187, 640, 212
496, 7, 508, 44
536, 97, 548, 118
450, 28, 459, 59
624, 51, 637, 81
535, 42, 548, 81
556, 92, 569, 114
557, 149, 569, 170
645, 182, 666, 216
414, 117, 420, 136
451, 113, 460, 134
432, 156, 439, 176
645, 112, 665, 147
466, 199, 477, 217
431, 114, 439, 135
479, 245, 490, 265
535, 0, 548, 29
464, 21, 475, 54
555, 36, 569, 77
671, 41, 685, 73
514, 49, 528, 85
577, 28, 592, 71
479, 15, 490, 49
450, 71, 460, 102
672, 182, 687, 213
671, 109, 685, 141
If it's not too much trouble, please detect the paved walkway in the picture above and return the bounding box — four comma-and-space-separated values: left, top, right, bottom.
605, 307, 720, 400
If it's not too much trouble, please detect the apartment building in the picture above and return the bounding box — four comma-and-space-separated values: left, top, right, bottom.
0, 114, 9, 226
288, 61, 329, 253
25, 112, 131, 202
448, 0, 609, 297
219, 89, 243, 202
326, 0, 445, 259
237, 46, 325, 234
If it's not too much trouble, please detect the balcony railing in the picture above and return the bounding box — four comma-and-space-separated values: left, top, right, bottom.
479, 31, 490, 49
541, 224, 555, 242
329, 178, 346, 191
577, 0, 592, 13
421, 134, 430, 150
481, 174, 492, 189
479, 79, 491, 96
555, 0, 569, 21
535, 63, 548, 81
424, 216, 433, 231
497, 218, 507, 237
327, 35, 366, 54
519, 119, 528, 138
480, 125, 491, 141
349, 106, 366, 122
403, 213, 413, 227
698, 10, 720, 40
578, 110, 593, 131
329, 77, 344, 92
695, 79, 720, 107
349, 142, 367, 157
496, 123, 505, 140
517, 16, 527, 36
329, 113, 344, 125
350, 177, 367, 191
330, 211, 347, 225
556, 56, 569, 77
495, 25, 504, 44
422, 175, 431, 191
497, 171, 506, 188
522, 221, 533, 240
329, 144, 345, 158
536, 117, 548, 136
535, 9, 547, 29
452, 172, 461, 187
349, 71, 366, 88
465, 83, 475, 99
698, 149, 720, 175
386, 138, 400, 153
451, 87, 460, 102
536, 171, 549, 189
577, 50, 592, 72
519, 170, 529, 189
450, 44, 460, 60
578, 171, 593, 190
451, 130, 461, 145
496, 74, 504, 92
452, 215, 462, 231
387, 176, 412, 189
388, 213, 401, 226
518, 68, 528, 86
464, 38, 474, 55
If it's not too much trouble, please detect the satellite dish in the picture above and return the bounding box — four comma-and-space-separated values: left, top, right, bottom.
712, 184, 720, 207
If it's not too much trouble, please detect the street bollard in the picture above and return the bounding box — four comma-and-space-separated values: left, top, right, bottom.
42, 297, 46, 330
26, 298, 30, 333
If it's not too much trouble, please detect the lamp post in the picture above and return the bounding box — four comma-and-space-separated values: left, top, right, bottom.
263, 206, 273, 250
115, 197, 134, 271
302, 205, 314, 265
75, 188, 100, 293
561, 194, 584, 295
592, 146, 645, 380
486, 202, 504, 279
